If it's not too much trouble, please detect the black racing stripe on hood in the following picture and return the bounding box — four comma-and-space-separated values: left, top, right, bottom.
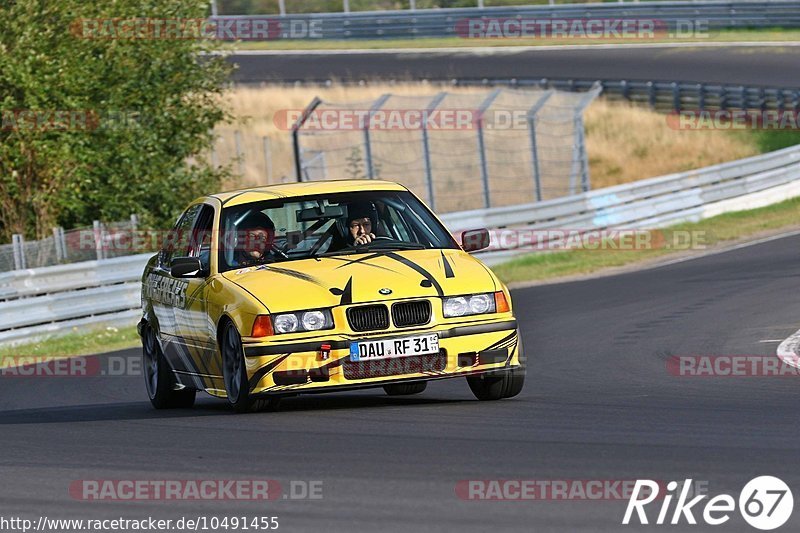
261, 265, 326, 287
330, 277, 353, 305
248, 354, 291, 391
384, 252, 444, 297
329, 253, 400, 273
440, 250, 455, 278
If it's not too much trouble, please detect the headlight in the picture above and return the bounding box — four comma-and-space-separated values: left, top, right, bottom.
443, 293, 498, 318
443, 296, 468, 317
274, 313, 299, 334
272, 309, 334, 335
302, 311, 327, 331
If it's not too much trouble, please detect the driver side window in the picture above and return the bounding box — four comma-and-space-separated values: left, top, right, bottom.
160, 204, 202, 269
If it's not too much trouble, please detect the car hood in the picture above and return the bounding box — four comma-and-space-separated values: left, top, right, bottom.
221, 248, 497, 313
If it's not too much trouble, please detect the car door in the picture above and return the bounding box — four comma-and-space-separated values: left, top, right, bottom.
152, 203, 205, 388
172, 203, 221, 390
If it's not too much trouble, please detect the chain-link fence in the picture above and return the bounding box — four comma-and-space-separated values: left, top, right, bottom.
0, 215, 151, 273
293, 85, 600, 213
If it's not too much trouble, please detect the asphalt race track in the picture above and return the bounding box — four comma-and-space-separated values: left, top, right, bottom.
3, 232, 800, 532
230, 45, 800, 87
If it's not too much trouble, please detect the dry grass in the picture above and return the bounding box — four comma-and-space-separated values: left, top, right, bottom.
217, 84, 760, 199
584, 100, 758, 189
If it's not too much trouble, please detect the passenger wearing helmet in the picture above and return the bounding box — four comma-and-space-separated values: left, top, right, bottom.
235, 211, 277, 267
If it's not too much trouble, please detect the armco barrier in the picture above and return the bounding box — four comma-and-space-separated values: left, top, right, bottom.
2, 144, 800, 345
0, 254, 152, 346
213, 1, 800, 40
441, 144, 800, 264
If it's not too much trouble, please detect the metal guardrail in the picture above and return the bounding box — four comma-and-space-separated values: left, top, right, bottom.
455, 79, 800, 113
2, 144, 800, 345
441, 144, 800, 264
212, 1, 800, 40
0, 254, 152, 346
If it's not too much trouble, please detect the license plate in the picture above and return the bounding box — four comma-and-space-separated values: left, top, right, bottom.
350, 334, 440, 362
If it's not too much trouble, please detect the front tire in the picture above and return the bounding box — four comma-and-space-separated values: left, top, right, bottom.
466, 366, 525, 401
384, 382, 427, 396
221, 321, 281, 413
142, 323, 195, 409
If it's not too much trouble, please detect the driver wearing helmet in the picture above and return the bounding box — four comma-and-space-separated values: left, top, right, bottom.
235, 211, 277, 267
345, 202, 378, 246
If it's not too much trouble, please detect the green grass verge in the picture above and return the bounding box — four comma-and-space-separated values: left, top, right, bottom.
0, 325, 140, 362
493, 195, 800, 284
232, 28, 800, 51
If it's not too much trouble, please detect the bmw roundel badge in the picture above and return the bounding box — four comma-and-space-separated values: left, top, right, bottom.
379, 288, 393, 295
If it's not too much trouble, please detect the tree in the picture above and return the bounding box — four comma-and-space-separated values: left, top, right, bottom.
0, 0, 231, 241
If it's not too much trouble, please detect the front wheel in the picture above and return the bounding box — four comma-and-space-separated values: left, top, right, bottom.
142, 323, 195, 409
466, 366, 525, 401
221, 321, 281, 413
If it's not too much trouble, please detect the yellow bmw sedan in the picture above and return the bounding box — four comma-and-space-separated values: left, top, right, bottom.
138, 180, 525, 412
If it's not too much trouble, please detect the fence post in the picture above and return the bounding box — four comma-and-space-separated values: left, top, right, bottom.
364, 94, 391, 180
527, 90, 554, 202
671, 82, 681, 112
422, 92, 448, 210
279, 0, 286, 16
263, 136, 273, 183
12, 234, 26, 270
210, 0, 218, 17
234, 130, 245, 178
59, 227, 67, 260
93, 220, 105, 261
476, 89, 502, 209
569, 83, 602, 194
53, 227, 63, 262
292, 97, 323, 182
410, 0, 416, 9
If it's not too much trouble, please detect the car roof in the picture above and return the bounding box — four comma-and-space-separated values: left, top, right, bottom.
209, 179, 408, 208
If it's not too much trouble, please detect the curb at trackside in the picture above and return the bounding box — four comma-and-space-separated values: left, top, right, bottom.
777, 328, 800, 369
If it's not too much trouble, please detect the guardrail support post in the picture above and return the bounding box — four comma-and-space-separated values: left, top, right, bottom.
476, 89, 502, 209
527, 90, 554, 202
12, 234, 26, 270
364, 94, 391, 180
422, 92, 447, 210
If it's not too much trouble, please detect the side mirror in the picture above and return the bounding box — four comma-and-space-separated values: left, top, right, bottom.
461, 229, 490, 253
171, 257, 203, 278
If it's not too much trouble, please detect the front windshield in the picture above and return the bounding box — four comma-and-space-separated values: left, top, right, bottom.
219, 190, 458, 272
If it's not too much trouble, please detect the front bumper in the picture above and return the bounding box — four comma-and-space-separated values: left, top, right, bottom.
241, 318, 521, 395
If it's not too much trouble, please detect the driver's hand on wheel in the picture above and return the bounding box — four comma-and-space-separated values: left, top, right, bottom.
354, 233, 376, 246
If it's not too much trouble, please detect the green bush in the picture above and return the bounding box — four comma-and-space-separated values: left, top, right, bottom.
0, 0, 231, 241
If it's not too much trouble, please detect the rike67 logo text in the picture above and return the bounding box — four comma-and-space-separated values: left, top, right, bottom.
623, 477, 793, 530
